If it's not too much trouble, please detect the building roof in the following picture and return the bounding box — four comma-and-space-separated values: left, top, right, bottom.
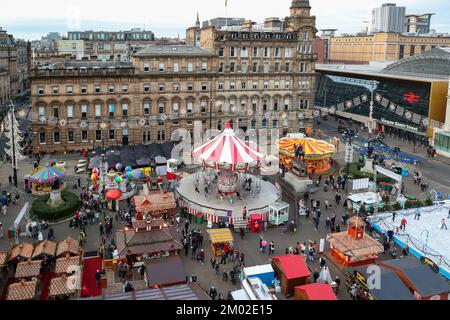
272, 255, 310, 280
15, 260, 43, 278
144, 256, 186, 287
49, 275, 79, 297
6, 280, 37, 300
207, 228, 234, 244
353, 266, 415, 300
380, 257, 450, 297
8, 243, 34, 262
326, 231, 384, 259
295, 283, 337, 300
55, 256, 81, 275
32, 240, 57, 258
56, 237, 80, 257
133, 193, 176, 214
134, 45, 215, 57
80, 283, 210, 300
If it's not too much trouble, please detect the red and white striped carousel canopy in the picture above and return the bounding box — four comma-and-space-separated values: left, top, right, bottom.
193, 122, 263, 165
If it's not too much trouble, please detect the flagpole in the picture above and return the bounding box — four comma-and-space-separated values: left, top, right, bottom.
225, 0, 228, 28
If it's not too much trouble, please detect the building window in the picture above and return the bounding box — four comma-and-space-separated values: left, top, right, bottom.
109, 130, 115, 141
241, 47, 248, 58
274, 81, 280, 89
230, 81, 236, 90
144, 102, 150, 115
285, 47, 292, 58
144, 63, 150, 72
37, 86, 44, 95
262, 119, 267, 128
187, 83, 194, 91
173, 62, 180, 72
241, 81, 247, 90
410, 45, 415, 56
264, 81, 269, 90
241, 62, 248, 73
273, 119, 278, 128
263, 63, 269, 73
53, 106, 59, 118
172, 102, 179, 112
108, 103, 115, 117
53, 131, 60, 144
264, 47, 270, 57
252, 62, 258, 72
273, 98, 279, 111
201, 62, 208, 71
253, 47, 259, 57
263, 99, 268, 111
94, 104, 101, 117
218, 82, 224, 91
122, 84, 128, 93
284, 99, 290, 111
274, 63, 280, 72
39, 131, 46, 144
187, 102, 193, 113
81, 85, 87, 94
108, 85, 115, 93
143, 131, 151, 142
173, 83, 180, 92
82, 130, 88, 142
159, 62, 165, 72
144, 84, 150, 92
159, 84, 165, 92
218, 48, 224, 57
202, 83, 208, 91
251, 119, 256, 129
230, 62, 235, 72
158, 130, 166, 141
38, 106, 45, 117
52, 86, 59, 95
187, 62, 194, 72
253, 82, 258, 90
122, 103, 128, 116
275, 47, 280, 58
230, 47, 236, 57
299, 99, 309, 109
67, 105, 74, 119
95, 85, 101, 93
219, 62, 224, 73
285, 81, 291, 89
200, 101, 207, 113
68, 131, 74, 143
81, 105, 88, 118
66, 85, 73, 94
158, 102, 165, 114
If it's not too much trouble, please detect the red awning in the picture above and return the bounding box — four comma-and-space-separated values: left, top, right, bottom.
106, 189, 122, 201
273, 255, 310, 280
295, 283, 337, 300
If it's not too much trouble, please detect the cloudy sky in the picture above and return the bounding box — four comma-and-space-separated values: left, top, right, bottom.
1, 0, 449, 40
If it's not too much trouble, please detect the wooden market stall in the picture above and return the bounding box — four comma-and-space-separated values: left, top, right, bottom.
144, 256, 186, 288
326, 216, 383, 268
207, 228, 234, 257
295, 283, 337, 300
272, 255, 311, 297
32, 240, 57, 260
56, 237, 81, 258
55, 256, 82, 275
0, 251, 8, 269
48, 274, 79, 299
6, 279, 38, 301
15, 260, 43, 279
133, 192, 176, 220
379, 257, 450, 300
8, 243, 34, 264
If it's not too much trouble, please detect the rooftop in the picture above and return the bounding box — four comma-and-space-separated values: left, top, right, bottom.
134, 45, 215, 57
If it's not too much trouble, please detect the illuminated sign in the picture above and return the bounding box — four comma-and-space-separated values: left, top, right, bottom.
404, 92, 420, 104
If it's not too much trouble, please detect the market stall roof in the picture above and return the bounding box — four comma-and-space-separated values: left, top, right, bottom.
326, 232, 384, 259
56, 237, 80, 257
380, 257, 450, 297
120, 146, 137, 167
160, 142, 175, 159
6, 280, 37, 300
49, 275, 79, 297
88, 156, 102, 170
8, 243, 34, 262
0, 251, 8, 267
353, 265, 415, 300
207, 228, 234, 244
55, 256, 81, 275
272, 255, 310, 280
193, 122, 262, 165
32, 240, 57, 259
277, 137, 336, 159
133, 192, 176, 213
295, 283, 337, 300
106, 150, 121, 168
145, 256, 186, 287
115, 226, 182, 258
80, 284, 210, 300
30, 166, 65, 183
15, 260, 42, 278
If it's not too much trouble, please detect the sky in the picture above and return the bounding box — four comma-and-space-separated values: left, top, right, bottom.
1, 0, 450, 41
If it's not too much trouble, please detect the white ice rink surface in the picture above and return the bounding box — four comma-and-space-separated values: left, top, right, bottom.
370, 202, 450, 269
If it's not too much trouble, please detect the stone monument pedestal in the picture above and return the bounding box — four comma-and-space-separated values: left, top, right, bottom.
284, 172, 313, 193
48, 190, 65, 208
361, 158, 374, 174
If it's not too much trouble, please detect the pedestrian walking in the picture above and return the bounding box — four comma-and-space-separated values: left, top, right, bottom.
209, 287, 218, 300
392, 211, 397, 222
400, 217, 407, 231
269, 241, 275, 255
220, 252, 227, 265
215, 263, 220, 276
441, 218, 448, 230
95, 270, 102, 288
324, 200, 329, 211
414, 209, 421, 220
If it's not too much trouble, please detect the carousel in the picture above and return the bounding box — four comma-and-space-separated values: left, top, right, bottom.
175, 122, 280, 225
27, 165, 66, 196
277, 138, 336, 175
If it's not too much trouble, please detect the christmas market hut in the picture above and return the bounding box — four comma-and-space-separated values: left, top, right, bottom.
133, 192, 176, 220
379, 257, 450, 300
6, 279, 38, 300
8, 243, 34, 264
15, 260, 43, 279
272, 255, 310, 297
56, 237, 81, 258
295, 283, 337, 300
48, 274, 79, 299
55, 256, 82, 275
32, 240, 57, 260
144, 256, 187, 288
326, 216, 383, 268
207, 228, 234, 257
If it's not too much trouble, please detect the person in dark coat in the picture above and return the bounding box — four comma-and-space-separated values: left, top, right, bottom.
313, 269, 320, 283
95, 270, 102, 287
209, 286, 218, 300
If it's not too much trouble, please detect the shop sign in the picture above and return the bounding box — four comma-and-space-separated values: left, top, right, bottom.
380, 118, 420, 132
